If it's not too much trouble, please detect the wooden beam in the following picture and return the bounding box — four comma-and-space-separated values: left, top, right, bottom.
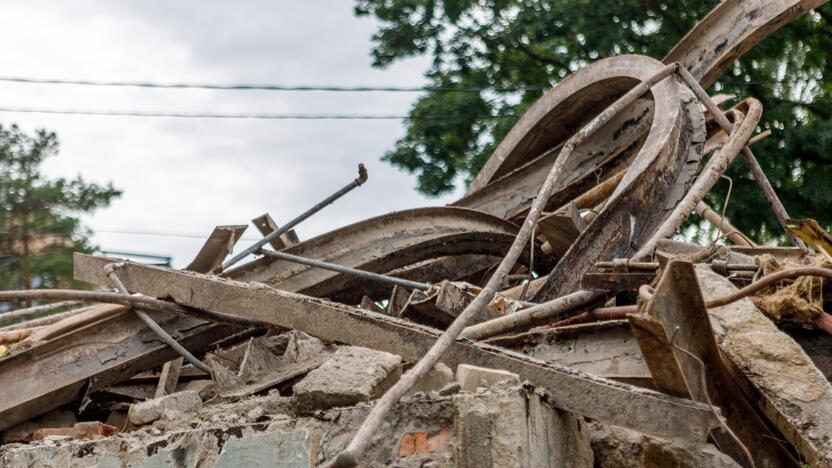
74, 253, 717, 443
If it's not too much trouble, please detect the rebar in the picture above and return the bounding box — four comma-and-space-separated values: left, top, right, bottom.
259, 249, 431, 291
222, 164, 368, 271
105, 263, 211, 374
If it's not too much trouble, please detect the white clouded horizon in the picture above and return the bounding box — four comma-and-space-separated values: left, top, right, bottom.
0, 1, 465, 267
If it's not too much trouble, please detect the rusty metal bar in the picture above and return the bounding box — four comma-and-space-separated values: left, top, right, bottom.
695, 201, 756, 247
105, 263, 211, 374
674, 66, 802, 247
459, 290, 603, 341
0, 300, 82, 324
222, 163, 368, 270
259, 249, 432, 291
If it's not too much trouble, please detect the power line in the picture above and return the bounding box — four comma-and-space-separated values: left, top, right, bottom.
0, 75, 825, 94
0, 76, 547, 93
0, 106, 515, 121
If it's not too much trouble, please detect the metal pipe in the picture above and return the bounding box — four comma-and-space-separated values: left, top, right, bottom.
105, 263, 211, 374
260, 249, 431, 291
675, 66, 803, 247
222, 164, 368, 271
460, 290, 602, 341
594, 261, 758, 272
695, 201, 756, 247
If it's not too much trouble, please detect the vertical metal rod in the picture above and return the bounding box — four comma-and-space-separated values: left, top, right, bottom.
675, 67, 803, 247
259, 249, 431, 291
105, 263, 211, 374
222, 164, 368, 271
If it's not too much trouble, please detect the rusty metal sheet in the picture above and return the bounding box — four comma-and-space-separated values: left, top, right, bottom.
628, 313, 690, 398
251, 213, 299, 251
74, 254, 718, 443
533, 57, 706, 301
665, 0, 829, 88
458, 98, 652, 218
639, 261, 795, 467
225, 207, 545, 302
185, 225, 248, 274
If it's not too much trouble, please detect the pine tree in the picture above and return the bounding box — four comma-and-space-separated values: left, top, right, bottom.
0, 124, 121, 302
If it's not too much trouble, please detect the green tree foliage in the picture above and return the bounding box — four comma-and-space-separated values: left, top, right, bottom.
355, 0, 832, 242
0, 124, 121, 295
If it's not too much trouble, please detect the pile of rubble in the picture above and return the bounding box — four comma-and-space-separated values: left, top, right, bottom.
2, 1, 832, 467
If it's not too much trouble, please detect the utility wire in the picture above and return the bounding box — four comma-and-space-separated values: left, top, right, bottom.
0, 106, 515, 121
0, 100, 815, 121
0, 75, 821, 93
0, 76, 546, 93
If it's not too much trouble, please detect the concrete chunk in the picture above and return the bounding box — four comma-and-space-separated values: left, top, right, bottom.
456, 364, 520, 392
407, 362, 454, 396
293, 346, 401, 411
129, 390, 203, 426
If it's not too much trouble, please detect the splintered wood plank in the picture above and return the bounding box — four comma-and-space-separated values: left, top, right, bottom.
385, 285, 411, 317
537, 212, 582, 258
74, 253, 718, 443
360, 296, 386, 314
0, 308, 234, 431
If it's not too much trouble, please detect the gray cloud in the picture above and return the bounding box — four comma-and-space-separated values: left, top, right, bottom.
0, 1, 462, 267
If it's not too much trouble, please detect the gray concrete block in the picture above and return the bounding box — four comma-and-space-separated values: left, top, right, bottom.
215, 430, 309, 468
455, 364, 520, 392
129, 390, 203, 426
293, 346, 401, 411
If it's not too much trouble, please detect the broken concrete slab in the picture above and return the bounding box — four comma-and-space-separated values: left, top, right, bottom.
215, 430, 310, 468
455, 386, 593, 467
588, 423, 740, 468
456, 364, 520, 392
293, 346, 402, 412
129, 390, 203, 426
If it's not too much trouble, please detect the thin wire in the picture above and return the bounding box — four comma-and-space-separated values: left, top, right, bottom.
0, 76, 549, 93
0, 106, 517, 121
0, 75, 824, 93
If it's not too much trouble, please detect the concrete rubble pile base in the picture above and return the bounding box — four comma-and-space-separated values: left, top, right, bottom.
0, 382, 735, 468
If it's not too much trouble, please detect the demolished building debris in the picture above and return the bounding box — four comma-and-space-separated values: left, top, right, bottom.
2, 1, 832, 466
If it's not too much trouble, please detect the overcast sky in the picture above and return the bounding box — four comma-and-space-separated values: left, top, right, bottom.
0, 1, 464, 267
